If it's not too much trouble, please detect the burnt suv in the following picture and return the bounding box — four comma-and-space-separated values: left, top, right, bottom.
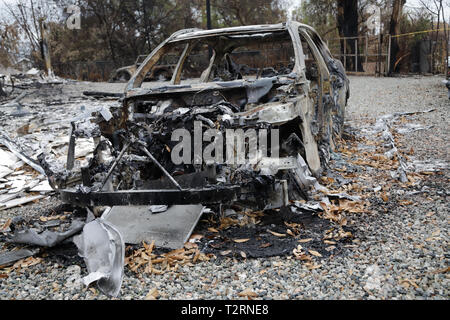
109, 54, 178, 82
51, 22, 349, 210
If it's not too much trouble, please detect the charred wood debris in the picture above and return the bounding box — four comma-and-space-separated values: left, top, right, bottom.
0, 68, 443, 297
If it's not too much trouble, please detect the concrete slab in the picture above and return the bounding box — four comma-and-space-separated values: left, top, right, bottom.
103, 204, 204, 249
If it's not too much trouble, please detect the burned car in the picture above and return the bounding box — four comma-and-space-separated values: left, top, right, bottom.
109, 54, 178, 82
46, 22, 349, 211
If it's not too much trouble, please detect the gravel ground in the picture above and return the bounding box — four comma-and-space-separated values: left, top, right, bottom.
0, 75, 448, 300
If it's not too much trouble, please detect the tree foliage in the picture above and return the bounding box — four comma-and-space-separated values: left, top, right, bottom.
0, 0, 443, 77
1, 0, 286, 72
211, 0, 286, 27
0, 22, 20, 67
292, 0, 338, 37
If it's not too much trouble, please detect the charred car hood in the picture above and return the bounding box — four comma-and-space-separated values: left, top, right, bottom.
125, 75, 296, 101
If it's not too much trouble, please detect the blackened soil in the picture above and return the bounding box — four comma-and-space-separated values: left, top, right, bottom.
195, 207, 353, 259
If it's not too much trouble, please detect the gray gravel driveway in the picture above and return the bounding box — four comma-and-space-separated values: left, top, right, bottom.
0, 75, 448, 300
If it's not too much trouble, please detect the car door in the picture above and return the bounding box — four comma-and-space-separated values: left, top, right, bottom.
297, 27, 338, 156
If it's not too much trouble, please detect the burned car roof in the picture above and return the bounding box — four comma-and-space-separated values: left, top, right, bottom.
167, 23, 287, 42
166, 22, 329, 43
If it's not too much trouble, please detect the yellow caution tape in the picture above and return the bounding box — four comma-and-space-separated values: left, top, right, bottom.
391, 28, 448, 38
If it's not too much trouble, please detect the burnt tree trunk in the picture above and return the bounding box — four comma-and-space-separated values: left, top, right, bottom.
142, 0, 152, 53
337, 0, 363, 72
389, 0, 406, 74
443, 4, 449, 78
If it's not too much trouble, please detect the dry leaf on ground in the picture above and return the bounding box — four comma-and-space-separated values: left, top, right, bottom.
400, 279, 419, 289
305, 262, 322, 270
308, 250, 322, 257
145, 288, 159, 300
1, 218, 11, 231
184, 242, 198, 249
238, 288, 258, 297
188, 234, 203, 242
233, 238, 250, 243
220, 250, 232, 256
286, 229, 295, 237
267, 230, 286, 237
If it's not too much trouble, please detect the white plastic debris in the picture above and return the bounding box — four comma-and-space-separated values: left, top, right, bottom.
148, 205, 168, 214
99, 106, 113, 121
73, 218, 124, 297
25, 68, 41, 76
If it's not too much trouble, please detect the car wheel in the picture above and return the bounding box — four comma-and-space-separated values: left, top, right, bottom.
117, 71, 131, 82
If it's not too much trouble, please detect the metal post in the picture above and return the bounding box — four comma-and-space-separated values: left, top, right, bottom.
365, 35, 368, 69
355, 39, 358, 72
378, 7, 383, 76
67, 122, 76, 170
377, 34, 382, 76
446, 15, 449, 77
344, 38, 347, 70
206, 0, 212, 58
206, 0, 212, 30
387, 34, 392, 76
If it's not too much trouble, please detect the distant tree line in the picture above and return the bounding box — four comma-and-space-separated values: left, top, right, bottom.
0, 0, 286, 72
0, 0, 448, 77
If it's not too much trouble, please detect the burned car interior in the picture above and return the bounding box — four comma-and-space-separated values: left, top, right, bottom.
41, 22, 349, 212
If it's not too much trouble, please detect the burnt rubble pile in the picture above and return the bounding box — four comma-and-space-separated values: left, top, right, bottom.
0, 67, 119, 211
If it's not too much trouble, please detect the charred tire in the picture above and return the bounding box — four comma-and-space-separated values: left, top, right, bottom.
113, 71, 131, 83
119, 71, 131, 82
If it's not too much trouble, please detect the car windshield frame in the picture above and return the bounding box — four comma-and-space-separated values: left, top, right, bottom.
126, 25, 306, 91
